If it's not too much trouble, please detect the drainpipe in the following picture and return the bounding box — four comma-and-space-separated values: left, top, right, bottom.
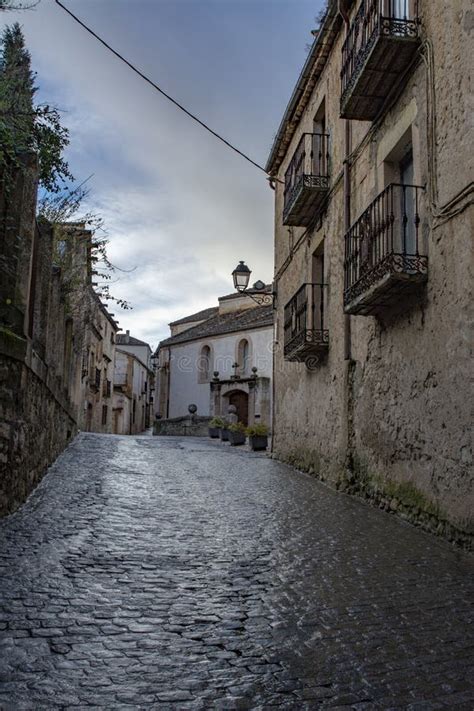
343, 120, 352, 360
339, 0, 352, 361
339, 0, 355, 481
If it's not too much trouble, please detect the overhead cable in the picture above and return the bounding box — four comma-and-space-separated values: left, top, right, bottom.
54, 0, 270, 177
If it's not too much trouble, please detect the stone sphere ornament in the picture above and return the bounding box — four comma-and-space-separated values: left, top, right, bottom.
227, 405, 237, 414
188, 404, 198, 414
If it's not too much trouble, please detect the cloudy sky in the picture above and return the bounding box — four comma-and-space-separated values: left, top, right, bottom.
4, 0, 324, 348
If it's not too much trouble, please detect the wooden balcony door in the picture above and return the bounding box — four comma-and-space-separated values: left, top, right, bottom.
400, 152, 416, 255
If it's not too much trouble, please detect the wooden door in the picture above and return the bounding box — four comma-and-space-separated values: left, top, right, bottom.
228, 391, 249, 426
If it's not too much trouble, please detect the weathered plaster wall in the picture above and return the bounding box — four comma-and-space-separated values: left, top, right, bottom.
271, 0, 473, 545
116, 343, 151, 369
112, 349, 151, 435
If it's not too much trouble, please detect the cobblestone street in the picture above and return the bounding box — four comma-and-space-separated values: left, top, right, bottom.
0, 434, 473, 709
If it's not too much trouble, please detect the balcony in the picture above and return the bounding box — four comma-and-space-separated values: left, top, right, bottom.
284, 283, 329, 363
344, 183, 427, 315
283, 133, 330, 226
340, 0, 420, 121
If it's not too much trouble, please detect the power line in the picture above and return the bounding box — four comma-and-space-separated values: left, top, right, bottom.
54, 0, 270, 176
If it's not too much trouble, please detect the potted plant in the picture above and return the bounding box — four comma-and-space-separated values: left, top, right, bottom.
209, 417, 224, 439
220, 421, 230, 441
228, 422, 246, 446
246, 423, 269, 451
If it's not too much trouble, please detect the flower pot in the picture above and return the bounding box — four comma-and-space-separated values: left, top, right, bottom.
249, 434, 268, 451
208, 427, 220, 438
228, 431, 246, 446
220, 427, 229, 441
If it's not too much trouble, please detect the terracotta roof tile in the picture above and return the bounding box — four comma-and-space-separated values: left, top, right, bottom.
169, 306, 219, 326
159, 305, 273, 348
116, 334, 150, 347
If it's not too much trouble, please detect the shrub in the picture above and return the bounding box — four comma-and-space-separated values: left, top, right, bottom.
228, 422, 246, 433
246, 423, 269, 437
210, 417, 225, 428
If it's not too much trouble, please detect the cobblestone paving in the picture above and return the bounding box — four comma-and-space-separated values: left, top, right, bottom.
0, 434, 473, 710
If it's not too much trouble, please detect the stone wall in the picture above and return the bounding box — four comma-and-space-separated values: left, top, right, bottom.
270, 0, 473, 546
0, 161, 81, 516
0, 352, 76, 517
154, 415, 211, 437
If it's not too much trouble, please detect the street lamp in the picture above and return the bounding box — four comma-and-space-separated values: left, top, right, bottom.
231, 261, 274, 307
232, 261, 251, 292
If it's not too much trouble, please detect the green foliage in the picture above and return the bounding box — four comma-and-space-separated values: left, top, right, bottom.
209, 417, 225, 428
0, 22, 72, 192
245, 423, 269, 437
0, 324, 24, 342
228, 422, 246, 433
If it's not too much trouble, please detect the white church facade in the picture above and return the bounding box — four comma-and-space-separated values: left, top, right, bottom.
155, 287, 273, 429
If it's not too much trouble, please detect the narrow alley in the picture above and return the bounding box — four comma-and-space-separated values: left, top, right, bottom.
0, 434, 472, 709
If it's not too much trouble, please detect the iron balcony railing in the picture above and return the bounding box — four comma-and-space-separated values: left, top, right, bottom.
344, 183, 427, 307
284, 283, 329, 360
283, 133, 330, 222
341, 0, 420, 105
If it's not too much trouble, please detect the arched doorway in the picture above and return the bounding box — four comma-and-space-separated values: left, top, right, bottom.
228, 390, 249, 426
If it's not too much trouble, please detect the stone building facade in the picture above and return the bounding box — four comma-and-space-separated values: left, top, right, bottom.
0, 158, 77, 516
0, 160, 118, 516
76, 292, 118, 434
112, 332, 154, 435
267, 0, 473, 544
155, 287, 273, 431
45, 222, 119, 436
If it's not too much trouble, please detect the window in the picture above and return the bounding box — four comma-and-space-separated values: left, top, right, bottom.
63, 319, 73, 382
198, 345, 212, 383
313, 98, 328, 176
312, 244, 325, 332
56, 239, 67, 259
102, 405, 108, 426
89, 351, 95, 380
388, 0, 414, 21
237, 338, 251, 376
382, 130, 419, 255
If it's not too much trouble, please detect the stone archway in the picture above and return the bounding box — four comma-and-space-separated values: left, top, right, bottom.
227, 390, 249, 426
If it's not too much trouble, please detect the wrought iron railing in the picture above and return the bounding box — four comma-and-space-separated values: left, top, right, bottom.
283, 133, 330, 218
284, 283, 329, 358
344, 183, 427, 305
341, 0, 420, 102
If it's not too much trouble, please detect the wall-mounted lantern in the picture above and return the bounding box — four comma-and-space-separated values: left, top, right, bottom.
231, 261, 275, 307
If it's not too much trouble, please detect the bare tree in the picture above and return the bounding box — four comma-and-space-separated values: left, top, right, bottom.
38, 186, 134, 312
0, 1, 39, 10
